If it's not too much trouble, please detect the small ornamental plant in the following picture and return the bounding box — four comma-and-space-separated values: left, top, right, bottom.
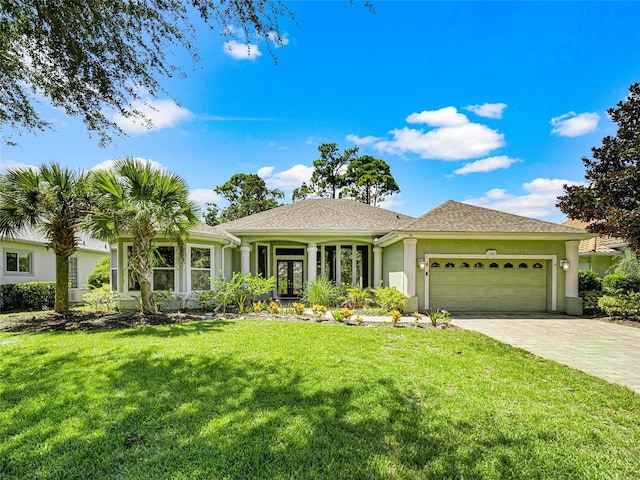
441, 309, 452, 326
426, 308, 452, 327
340, 307, 354, 322
355, 315, 364, 325
331, 309, 344, 322
412, 311, 423, 326
390, 309, 402, 326
253, 300, 263, 313
291, 302, 306, 315
268, 299, 279, 314
312, 304, 327, 321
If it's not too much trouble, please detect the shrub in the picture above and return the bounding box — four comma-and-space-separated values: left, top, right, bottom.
311, 304, 327, 321
613, 249, 640, 277
342, 284, 373, 309
426, 308, 452, 327
389, 309, 402, 325
268, 299, 279, 314
302, 278, 342, 308
292, 302, 305, 315
412, 311, 423, 326
372, 286, 408, 312
579, 270, 602, 293
83, 285, 118, 310
602, 273, 640, 295
193, 290, 217, 311
598, 293, 640, 318
0, 282, 56, 311
331, 309, 344, 322
87, 257, 110, 289
581, 290, 604, 315
340, 307, 354, 322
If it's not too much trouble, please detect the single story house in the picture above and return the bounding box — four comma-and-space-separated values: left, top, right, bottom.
110, 199, 593, 315
1, 228, 109, 304
561, 219, 625, 276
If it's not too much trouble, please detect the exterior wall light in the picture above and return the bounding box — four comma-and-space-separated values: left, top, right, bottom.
417, 258, 426, 269
486, 249, 497, 256
560, 260, 570, 271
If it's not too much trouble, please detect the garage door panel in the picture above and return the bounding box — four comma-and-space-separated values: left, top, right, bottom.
429, 259, 547, 312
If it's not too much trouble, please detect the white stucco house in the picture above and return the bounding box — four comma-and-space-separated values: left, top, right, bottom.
1, 228, 109, 304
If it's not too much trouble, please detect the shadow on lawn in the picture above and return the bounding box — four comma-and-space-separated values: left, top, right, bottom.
113, 319, 235, 338
1, 346, 567, 480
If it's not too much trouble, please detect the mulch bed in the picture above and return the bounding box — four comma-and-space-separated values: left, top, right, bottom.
0, 310, 453, 333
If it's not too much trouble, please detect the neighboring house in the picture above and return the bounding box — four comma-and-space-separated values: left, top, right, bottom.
1, 228, 109, 304
110, 199, 592, 315
561, 219, 625, 276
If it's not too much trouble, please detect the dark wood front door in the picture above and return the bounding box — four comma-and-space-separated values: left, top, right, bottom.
277, 260, 304, 298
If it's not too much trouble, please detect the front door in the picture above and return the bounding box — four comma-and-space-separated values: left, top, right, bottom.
277, 260, 304, 298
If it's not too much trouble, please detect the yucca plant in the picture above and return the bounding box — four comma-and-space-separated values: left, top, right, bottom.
302, 277, 342, 307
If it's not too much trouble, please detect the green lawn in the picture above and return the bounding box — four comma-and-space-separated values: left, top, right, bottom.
1, 320, 639, 479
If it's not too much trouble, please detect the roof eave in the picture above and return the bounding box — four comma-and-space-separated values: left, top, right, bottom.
375, 230, 595, 247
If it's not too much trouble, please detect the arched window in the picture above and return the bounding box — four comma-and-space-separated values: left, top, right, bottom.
504, 262, 514, 269
518, 262, 528, 269
431, 262, 440, 268
533, 262, 543, 269
445, 262, 455, 269
460, 262, 470, 269
474, 262, 485, 269
489, 262, 499, 269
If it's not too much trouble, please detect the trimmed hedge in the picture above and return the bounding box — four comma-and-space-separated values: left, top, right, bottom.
602, 273, 640, 295
0, 282, 56, 312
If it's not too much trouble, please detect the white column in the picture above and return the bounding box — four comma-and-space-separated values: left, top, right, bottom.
403, 238, 417, 297
307, 243, 318, 284
565, 240, 580, 297
373, 247, 383, 287
240, 244, 251, 275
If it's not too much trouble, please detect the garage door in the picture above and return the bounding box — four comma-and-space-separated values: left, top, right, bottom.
428, 259, 547, 312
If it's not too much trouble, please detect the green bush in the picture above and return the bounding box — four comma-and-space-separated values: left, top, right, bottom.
598, 293, 640, 318
0, 282, 56, 311
342, 284, 374, 309
371, 286, 409, 312
87, 257, 110, 289
578, 270, 602, 293
302, 278, 343, 308
613, 249, 640, 277
581, 290, 603, 315
602, 273, 640, 295
82, 285, 118, 310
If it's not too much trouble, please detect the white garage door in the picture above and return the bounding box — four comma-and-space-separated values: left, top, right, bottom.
429, 259, 548, 312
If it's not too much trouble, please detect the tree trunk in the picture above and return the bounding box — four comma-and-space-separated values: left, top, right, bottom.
55, 253, 69, 313
139, 275, 155, 314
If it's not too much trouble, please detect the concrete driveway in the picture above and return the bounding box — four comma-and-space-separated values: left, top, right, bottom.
451, 313, 640, 394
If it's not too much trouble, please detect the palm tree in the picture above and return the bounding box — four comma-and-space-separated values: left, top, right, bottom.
88, 158, 199, 314
0, 163, 94, 313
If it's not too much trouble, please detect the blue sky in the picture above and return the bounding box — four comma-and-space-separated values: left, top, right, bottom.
2, 1, 640, 223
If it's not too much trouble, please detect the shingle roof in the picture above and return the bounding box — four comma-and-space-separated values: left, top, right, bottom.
561, 219, 626, 253
400, 200, 589, 234
191, 222, 240, 243
1, 227, 109, 253
216, 199, 414, 234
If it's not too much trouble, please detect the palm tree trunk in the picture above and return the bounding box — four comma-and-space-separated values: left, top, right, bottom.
139, 275, 155, 314
55, 253, 69, 313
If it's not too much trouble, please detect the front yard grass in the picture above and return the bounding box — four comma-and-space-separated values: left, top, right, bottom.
1, 319, 639, 479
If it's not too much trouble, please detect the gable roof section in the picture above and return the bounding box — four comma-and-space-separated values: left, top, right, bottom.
399, 200, 590, 234
216, 199, 414, 235
561, 219, 626, 254
0, 227, 109, 253
191, 222, 241, 245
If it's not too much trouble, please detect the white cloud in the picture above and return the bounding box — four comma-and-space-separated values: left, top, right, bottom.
406, 106, 469, 127
223, 39, 262, 60
189, 188, 220, 204
111, 99, 192, 135
0, 160, 39, 172
258, 164, 314, 189
551, 111, 600, 137
91, 157, 164, 171
452, 155, 521, 175
375, 123, 505, 161
466, 103, 507, 119
345, 134, 383, 146
464, 177, 584, 220
267, 31, 290, 47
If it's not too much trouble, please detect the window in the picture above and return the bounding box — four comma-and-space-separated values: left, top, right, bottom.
474, 262, 484, 269
126, 245, 175, 291
459, 262, 470, 269
340, 245, 353, 285
533, 262, 543, 269
445, 262, 455, 269
110, 248, 118, 292
518, 262, 528, 269
154, 246, 175, 291
69, 256, 78, 288
489, 262, 499, 269
191, 247, 212, 291
504, 262, 514, 269
430, 262, 441, 268
256, 244, 269, 277
5, 250, 32, 274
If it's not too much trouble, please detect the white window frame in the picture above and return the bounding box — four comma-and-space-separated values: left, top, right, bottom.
124, 243, 176, 292
69, 256, 78, 289
187, 244, 215, 292
4, 249, 33, 275
110, 247, 118, 292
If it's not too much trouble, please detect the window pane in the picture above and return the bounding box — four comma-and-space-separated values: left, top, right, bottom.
128, 270, 140, 291
357, 246, 369, 288
111, 269, 118, 292
154, 269, 174, 291
324, 246, 336, 282
191, 247, 210, 268
6, 252, 17, 272
340, 245, 353, 285
69, 257, 78, 288
257, 245, 268, 277
191, 270, 211, 290
156, 246, 175, 267
18, 253, 31, 272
